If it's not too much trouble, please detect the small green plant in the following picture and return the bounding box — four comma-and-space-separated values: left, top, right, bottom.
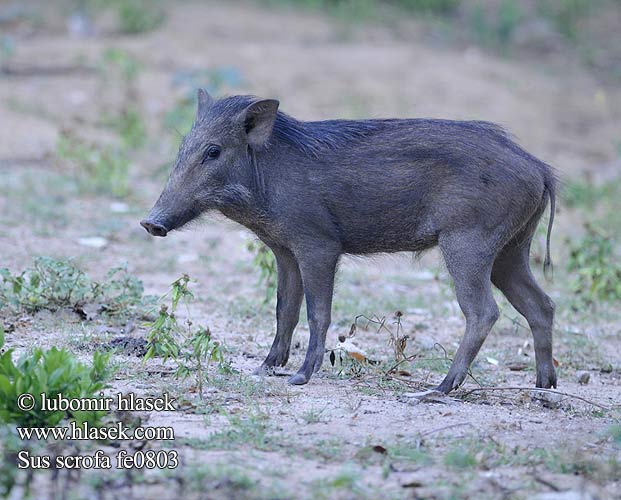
164, 67, 243, 144
95, 265, 146, 315
102, 47, 141, 84
607, 425, 621, 446
207, 411, 275, 450
470, 0, 523, 53
185, 463, 256, 495
564, 177, 618, 209
395, 0, 459, 15
567, 225, 621, 303
538, 0, 592, 41
246, 241, 277, 303
99, 48, 147, 150
0, 333, 111, 427
310, 467, 367, 498
144, 275, 231, 399
443, 446, 477, 469
144, 304, 180, 361
56, 132, 131, 198
0, 257, 91, 312
0, 35, 15, 67
115, 0, 166, 34
387, 443, 432, 465
301, 407, 326, 424
103, 107, 146, 150
0, 257, 144, 316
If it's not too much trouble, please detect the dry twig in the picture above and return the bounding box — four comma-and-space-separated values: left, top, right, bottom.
460, 386, 611, 410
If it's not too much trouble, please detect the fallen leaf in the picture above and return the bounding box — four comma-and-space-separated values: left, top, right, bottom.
401, 480, 423, 488
506, 361, 529, 371
349, 351, 367, 362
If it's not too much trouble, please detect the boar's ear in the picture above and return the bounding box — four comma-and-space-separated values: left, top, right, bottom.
197, 88, 214, 119
242, 99, 279, 148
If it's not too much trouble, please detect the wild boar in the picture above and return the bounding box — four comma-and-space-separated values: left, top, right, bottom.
141, 90, 557, 392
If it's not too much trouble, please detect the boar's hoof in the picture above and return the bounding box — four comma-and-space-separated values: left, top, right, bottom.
536, 365, 557, 389
436, 370, 468, 395
287, 372, 309, 385
253, 364, 277, 377
253, 365, 268, 376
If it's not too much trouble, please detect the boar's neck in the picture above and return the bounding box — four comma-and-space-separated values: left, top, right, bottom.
217, 147, 273, 237
217, 142, 303, 244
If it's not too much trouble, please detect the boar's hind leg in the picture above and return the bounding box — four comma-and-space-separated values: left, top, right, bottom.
491, 242, 557, 389
287, 248, 339, 385
255, 247, 303, 375
436, 231, 500, 394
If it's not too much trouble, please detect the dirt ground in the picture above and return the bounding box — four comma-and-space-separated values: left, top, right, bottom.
0, 1, 620, 499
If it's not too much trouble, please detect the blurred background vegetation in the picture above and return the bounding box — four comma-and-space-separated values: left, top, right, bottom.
0, 0, 619, 302
0, 0, 619, 311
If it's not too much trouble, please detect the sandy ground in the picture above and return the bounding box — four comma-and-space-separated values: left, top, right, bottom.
0, 1, 620, 499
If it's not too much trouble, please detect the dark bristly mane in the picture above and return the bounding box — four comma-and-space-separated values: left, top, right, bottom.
214, 95, 514, 159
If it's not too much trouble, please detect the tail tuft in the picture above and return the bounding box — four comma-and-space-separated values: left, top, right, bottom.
543, 175, 556, 282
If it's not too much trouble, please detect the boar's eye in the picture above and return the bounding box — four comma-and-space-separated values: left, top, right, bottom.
203, 145, 221, 162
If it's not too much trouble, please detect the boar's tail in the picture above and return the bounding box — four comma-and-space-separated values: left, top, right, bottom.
543, 173, 556, 282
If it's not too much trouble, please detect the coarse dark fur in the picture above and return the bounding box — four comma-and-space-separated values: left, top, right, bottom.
142, 91, 558, 393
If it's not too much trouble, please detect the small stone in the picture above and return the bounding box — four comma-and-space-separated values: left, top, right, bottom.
77, 236, 108, 248
532, 390, 562, 409
110, 202, 129, 213
576, 371, 590, 385
177, 253, 198, 263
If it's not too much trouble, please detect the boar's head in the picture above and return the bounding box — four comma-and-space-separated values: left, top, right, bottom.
141, 90, 279, 237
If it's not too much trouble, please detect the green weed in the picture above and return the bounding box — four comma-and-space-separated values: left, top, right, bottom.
246, 240, 277, 303
606, 424, 621, 446
443, 445, 478, 469
266, 0, 458, 21
56, 132, 131, 198
470, 0, 523, 52
301, 407, 327, 424
0, 170, 72, 233
538, 0, 592, 41
116, 0, 165, 34
206, 410, 277, 451
0, 257, 144, 317
144, 275, 233, 399
0, 35, 15, 67
395, 0, 459, 15
387, 442, 432, 465
310, 467, 370, 499
103, 107, 146, 150
164, 67, 243, 144
184, 462, 256, 494
101, 48, 141, 84
0, 332, 111, 427
565, 178, 613, 209
567, 225, 621, 303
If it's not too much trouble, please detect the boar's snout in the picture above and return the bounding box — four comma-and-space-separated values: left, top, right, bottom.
140, 219, 168, 237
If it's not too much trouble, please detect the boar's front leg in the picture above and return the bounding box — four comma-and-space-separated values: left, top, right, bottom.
436, 231, 500, 394
255, 247, 303, 375
288, 246, 339, 385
